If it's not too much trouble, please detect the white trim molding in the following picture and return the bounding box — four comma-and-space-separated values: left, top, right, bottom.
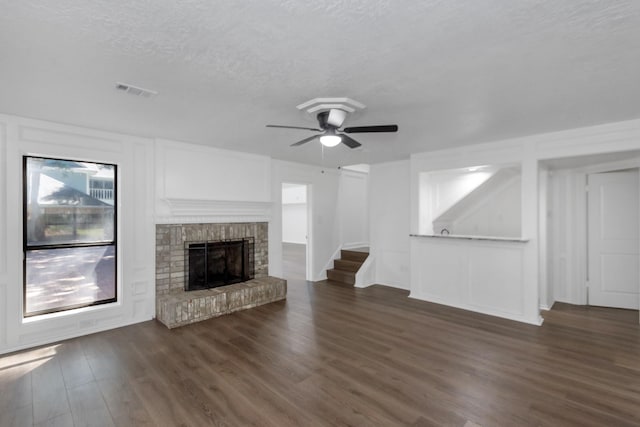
156, 199, 272, 224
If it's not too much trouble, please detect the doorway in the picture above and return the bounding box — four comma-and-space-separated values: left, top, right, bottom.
587, 169, 639, 309
282, 183, 310, 281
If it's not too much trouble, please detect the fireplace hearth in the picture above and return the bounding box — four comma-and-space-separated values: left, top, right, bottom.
186, 238, 254, 291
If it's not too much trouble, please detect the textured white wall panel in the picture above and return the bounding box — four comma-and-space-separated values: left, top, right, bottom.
369, 161, 410, 290
0, 121, 6, 347
338, 170, 369, 248
0, 121, 6, 278
410, 237, 532, 324
157, 140, 270, 203
0, 114, 155, 355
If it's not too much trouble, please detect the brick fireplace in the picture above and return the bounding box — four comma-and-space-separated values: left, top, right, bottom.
155, 222, 286, 328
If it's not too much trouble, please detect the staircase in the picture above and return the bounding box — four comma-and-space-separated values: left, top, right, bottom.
326, 248, 369, 285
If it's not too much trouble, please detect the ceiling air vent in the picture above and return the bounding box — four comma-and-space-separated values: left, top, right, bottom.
115, 82, 158, 98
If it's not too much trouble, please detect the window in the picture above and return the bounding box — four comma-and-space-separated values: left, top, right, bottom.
23, 156, 117, 317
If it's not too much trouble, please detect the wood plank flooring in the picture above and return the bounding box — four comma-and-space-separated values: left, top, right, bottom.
2, 274, 640, 425
282, 242, 306, 280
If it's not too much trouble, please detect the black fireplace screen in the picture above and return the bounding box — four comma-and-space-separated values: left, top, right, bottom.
185, 238, 255, 291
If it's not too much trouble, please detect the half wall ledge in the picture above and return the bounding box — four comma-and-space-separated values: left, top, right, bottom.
156, 276, 287, 329
410, 234, 528, 243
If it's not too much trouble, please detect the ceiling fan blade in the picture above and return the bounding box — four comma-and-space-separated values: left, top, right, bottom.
266, 124, 322, 131
340, 134, 362, 149
290, 134, 319, 147
327, 109, 347, 127
342, 125, 398, 133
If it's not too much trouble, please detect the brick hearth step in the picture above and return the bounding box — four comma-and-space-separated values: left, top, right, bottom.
156, 276, 287, 329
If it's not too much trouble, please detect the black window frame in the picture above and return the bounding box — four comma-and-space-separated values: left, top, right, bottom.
22, 155, 118, 317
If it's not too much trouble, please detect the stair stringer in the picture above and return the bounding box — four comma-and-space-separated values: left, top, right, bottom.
318, 244, 343, 281
354, 254, 375, 288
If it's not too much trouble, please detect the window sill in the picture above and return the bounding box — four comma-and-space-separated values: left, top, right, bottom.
22, 300, 121, 324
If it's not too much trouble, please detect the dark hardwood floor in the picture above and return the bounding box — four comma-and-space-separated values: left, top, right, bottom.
1, 269, 640, 426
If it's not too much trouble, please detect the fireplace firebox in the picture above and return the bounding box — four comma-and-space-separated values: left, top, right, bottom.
185, 238, 255, 291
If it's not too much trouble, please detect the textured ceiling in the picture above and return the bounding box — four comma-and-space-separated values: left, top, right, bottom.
1, 1, 639, 167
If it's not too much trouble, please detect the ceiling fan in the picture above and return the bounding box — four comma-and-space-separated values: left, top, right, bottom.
266, 109, 398, 149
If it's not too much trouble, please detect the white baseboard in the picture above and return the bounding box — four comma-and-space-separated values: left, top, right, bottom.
409, 291, 544, 326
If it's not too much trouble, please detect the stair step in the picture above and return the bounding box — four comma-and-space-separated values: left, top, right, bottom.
333, 259, 362, 272
327, 269, 356, 285
340, 249, 369, 263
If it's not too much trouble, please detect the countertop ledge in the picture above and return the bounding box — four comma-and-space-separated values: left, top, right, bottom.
410, 234, 529, 243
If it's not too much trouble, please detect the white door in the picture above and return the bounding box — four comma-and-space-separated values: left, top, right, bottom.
587, 170, 639, 309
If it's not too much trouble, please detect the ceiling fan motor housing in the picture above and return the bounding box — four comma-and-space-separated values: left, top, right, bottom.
317, 109, 349, 129
317, 111, 331, 129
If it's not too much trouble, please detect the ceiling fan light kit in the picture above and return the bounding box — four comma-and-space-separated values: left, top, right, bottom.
319, 134, 342, 147
267, 103, 398, 149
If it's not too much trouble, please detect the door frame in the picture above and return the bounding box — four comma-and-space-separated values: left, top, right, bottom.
548, 157, 640, 308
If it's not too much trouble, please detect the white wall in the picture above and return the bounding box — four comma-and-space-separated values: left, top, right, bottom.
452, 176, 521, 237
282, 184, 307, 244
0, 114, 155, 355
337, 169, 369, 248
369, 160, 410, 290
282, 184, 306, 204
425, 169, 494, 221
0, 120, 6, 350
423, 166, 522, 238
548, 170, 586, 305
282, 203, 307, 244
538, 168, 552, 310
155, 139, 271, 223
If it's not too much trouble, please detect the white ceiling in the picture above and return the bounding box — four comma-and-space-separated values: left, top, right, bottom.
1, 1, 639, 167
